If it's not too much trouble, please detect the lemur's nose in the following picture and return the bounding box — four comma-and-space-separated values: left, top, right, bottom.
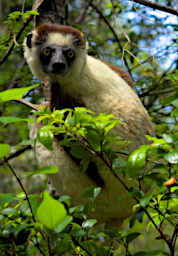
52, 62, 66, 73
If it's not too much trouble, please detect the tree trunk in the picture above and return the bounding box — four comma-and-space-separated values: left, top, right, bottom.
33, 0, 68, 26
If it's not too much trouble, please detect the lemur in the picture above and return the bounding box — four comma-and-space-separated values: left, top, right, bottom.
24, 24, 154, 227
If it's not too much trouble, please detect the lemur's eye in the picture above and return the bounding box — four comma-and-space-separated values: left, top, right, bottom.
42, 48, 51, 56
67, 50, 75, 58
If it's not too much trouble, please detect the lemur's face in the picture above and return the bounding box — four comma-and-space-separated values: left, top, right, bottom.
24, 24, 87, 80
39, 44, 76, 76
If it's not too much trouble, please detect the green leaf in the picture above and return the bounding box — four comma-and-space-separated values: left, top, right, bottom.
27, 166, 58, 176
82, 219, 97, 229
162, 190, 178, 200
93, 187, 101, 198
36, 191, 67, 230
0, 144, 10, 159
0, 116, 33, 124
128, 145, 149, 176
8, 11, 21, 20
161, 95, 176, 105
0, 85, 39, 102
59, 195, 71, 208
1, 207, 17, 215
80, 157, 90, 172
140, 194, 153, 207
19, 195, 40, 216
125, 232, 140, 244
104, 120, 119, 135
55, 216, 73, 233
0, 193, 14, 206
172, 98, 178, 107
70, 144, 90, 159
164, 150, 178, 164
82, 186, 101, 200
37, 126, 54, 150
22, 10, 39, 21
144, 172, 165, 186
86, 129, 101, 151
112, 158, 127, 170
129, 207, 145, 227
171, 108, 178, 117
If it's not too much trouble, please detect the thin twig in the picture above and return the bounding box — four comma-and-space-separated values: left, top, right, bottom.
0, 15, 33, 66
4, 160, 46, 256
70, 128, 174, 252
0, 145, 32, 166
71, 235, 93, 256
141, 88, 174, 97
5, 159, 36, 222
76, 0, 91, 24
149, 205, 175, 227
88, 1, 133, 80
131, 0, 178, 16
14, 98, 41, 111
99, 156, 174, 252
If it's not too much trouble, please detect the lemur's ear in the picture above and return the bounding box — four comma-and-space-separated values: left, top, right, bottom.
26, 33, 33, 48
72, 32, 86, 48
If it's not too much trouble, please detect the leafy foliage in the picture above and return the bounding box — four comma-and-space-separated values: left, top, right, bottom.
0, 0, 177, 255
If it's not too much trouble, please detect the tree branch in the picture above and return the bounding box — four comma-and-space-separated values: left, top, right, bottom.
0, 145, 32, 166
4, 159, 46, 256
33, 0, 68, 26
5, 160, 36, 222
0, 15, 33, 66
88, 1, 133, 80
131, 0, 178, 16
15, 98, 41, 111
71, 129, 173, 252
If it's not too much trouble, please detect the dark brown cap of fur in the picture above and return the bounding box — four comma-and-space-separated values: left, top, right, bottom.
36, 24, 86, 47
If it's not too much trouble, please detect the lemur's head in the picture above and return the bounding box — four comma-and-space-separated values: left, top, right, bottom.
24, 24, 87, 82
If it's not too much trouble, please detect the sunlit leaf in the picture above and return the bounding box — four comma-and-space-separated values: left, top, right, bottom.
27, 166, 58, 176
93, 187, 101, 198
37, 126, 54, 150
128, 145, 149, 176
82, 219, 97, 229
36, 192, 67, 230
1, 207, 17, 215
172, 98, 178, 107
0, 144, 10, 159
82, 186, 101, 200
55, 216, 73, 233
0, 193, 14, 206
0, 85, 38, 102
140, 194, 153, 208
0, 116, 33, 124
104, 120, 119, 135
